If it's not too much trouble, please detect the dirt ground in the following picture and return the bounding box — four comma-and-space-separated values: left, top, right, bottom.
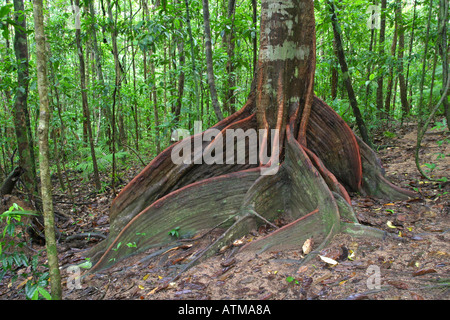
1, 121, 449, 300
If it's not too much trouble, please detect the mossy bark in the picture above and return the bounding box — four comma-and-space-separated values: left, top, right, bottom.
33, 0, 62, 300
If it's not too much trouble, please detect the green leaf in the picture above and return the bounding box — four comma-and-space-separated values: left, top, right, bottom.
37, 287, 52, 300
286, 276, 295, 283
77, 260, 93, 269
0, 4, 12, 18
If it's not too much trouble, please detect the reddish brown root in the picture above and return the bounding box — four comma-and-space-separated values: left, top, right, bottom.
88, 95, 414, 274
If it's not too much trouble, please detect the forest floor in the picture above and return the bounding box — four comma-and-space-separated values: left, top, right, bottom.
1, 120, 449, 300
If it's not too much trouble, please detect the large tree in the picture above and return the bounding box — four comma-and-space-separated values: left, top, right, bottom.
88, 0, 414, 274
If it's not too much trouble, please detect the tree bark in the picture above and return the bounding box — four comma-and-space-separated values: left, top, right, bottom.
438, 0, 449, 127
405, 0, 417, 103
89, 0, 112, 142
384, 22, 397, 116
396, 0, 408, 118
223, 0, 237, 115
376, 0, 387, 115
184, 0, 201, 121
202, 0, 224, 121
32, 0, 62, 300
251, 0, 257, 75
74, 0, 101, 191
328, 0, 372, 147
12, 0, 37, 195
417, 0, 433, 125
331, 37, 338, 101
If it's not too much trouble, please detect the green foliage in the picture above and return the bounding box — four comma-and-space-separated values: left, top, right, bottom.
0, 204, 51, 300
0, 0, 446, 192
168, 226, 180, 238
74, 145, 128, 179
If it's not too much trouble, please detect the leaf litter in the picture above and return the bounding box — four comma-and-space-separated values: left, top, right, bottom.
1, 122, 448, 300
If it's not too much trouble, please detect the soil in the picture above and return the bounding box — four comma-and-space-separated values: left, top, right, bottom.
1, 121, 449, 300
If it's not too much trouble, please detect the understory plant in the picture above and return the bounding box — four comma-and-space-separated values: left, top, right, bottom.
0, 203, 51, 300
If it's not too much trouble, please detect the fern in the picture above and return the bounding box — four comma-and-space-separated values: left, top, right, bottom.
74, 146, 128, 178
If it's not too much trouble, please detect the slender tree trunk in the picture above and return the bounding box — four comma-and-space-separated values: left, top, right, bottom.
396, 0, 408, 118
74, 0, 101, 191
130, 0, 139, 151
12, 0, 37, 195
223, 0, 237, 115
252, 0, 257, 75
89, 0, 112, 144
331, 37, 338, 101
376, 0, 387, 115
384, 17, 398, 116
184, 0, 201, 121
438, 0, 449, 127
328, 0, 372, 147
417, 0, 434, 125
32, 0, 62, 300
405, 0, 417, 104
106, 0, 121, 195
151, 55, 161, 154
364, 1, 376, 110
428, 48, 438, 110
173, 1, 185, 123
202, 0, 224, 121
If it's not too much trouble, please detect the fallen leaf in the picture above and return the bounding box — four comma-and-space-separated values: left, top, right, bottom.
302, 238, 313, 255
387, 221, 397, 228
319, 255, 338, 266
16, 276, 32, 289
297, 265, 308, 274
138, 285, 144, 290
412, 268, 437, 277
387, 280, 409, 290
348, 250, 356, 261
143, 274, 150, 281
233, 237, 245, 246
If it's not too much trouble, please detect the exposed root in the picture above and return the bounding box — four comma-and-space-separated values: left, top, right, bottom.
87, 96, 415, 276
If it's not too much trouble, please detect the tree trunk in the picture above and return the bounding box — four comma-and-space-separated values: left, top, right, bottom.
331, 37, 338, 101
202, 0, 224, 122
88, 0, 414, 275
438, 0, 449, 127
328, 0, 372, 147
106, 0, 122, 194
376, 0, 387, 115
417, 0, 434, 125
252, 0, 257, 75
396, 0, 409, 118
89, 0, 112, 144
12, 0, 37, 195
74, 0, 101, 191
173, 16, 185, 123
32, 0, 62, 300
184, 0, 201, 121
405, 0, 417, 104
384, 15, 398, 116
223, 0, 237, 115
